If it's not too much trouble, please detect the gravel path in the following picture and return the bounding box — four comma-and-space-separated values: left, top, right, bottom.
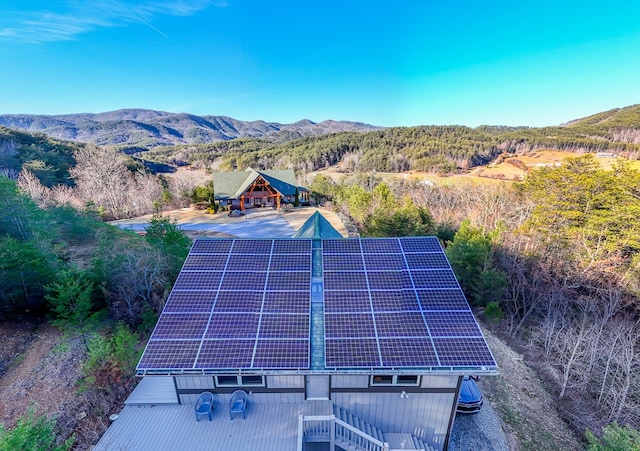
449, 402, 510, 451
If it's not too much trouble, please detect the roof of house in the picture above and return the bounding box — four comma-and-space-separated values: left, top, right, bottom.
292, 211, 344, 239
213, 168, 299, 199
137, 237, 498, 376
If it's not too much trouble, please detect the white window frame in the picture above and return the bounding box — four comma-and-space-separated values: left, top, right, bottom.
215, 375, 265, 387
370, 375, 420, 386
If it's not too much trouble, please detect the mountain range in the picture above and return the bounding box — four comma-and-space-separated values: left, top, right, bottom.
0, 109, 382, 148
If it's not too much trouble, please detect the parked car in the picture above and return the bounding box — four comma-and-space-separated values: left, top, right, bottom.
228, 209, 245, 217
457, 376, 483, 414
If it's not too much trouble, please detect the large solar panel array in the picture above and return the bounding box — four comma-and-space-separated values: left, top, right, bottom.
138, 239, 313, 371
322, 237, 495, 369
138, 237, 497, 374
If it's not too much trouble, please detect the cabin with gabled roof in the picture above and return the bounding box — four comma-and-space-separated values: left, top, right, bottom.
96, 233, 498, 451
213, 168, 309, 211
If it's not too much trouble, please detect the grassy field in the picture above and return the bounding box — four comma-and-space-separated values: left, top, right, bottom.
475, 150, 640, 181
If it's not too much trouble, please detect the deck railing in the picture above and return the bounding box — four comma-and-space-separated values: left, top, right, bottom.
298, 414, 389, 451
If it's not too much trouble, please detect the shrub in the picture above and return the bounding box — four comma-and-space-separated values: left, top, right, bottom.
586, 422, 640, 451
0, 409, 73, 451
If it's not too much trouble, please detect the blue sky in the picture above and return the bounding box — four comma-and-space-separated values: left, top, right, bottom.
1, 1, 640, 127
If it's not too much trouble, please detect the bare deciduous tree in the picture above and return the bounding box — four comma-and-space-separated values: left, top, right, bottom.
108, 244, 169, 325
16, 169, 50, 208
69, 145, 162, 219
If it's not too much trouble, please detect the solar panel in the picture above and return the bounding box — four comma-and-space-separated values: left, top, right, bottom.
323, 254, 364, 271
269, 254, 311, 271
204, 313, 260, 339
316, 237, 494, 370
374, 312, 429, 337
232, 239, 272, 254
227, 254, 270, 270
259, 314, 309, 339
325, 313, 375, 338
432, 337, 496, 366
363, 253, 407, 271
323, 239, 361, 254
196, 340, 254, 368
253, 340, 309, 369
263, 291, 310, 313
153, 313, 210, 339
266, 271, 310, 291
405, 252, 450, 269
360, 238, 402, 254
164, 291, 216, 313
190, 240, 233, 254
220, 272, 267, 290
369, 290, 420, 312
324, 291, 371, 313
416, 289, 470, 311
272, 239, 312, 254
211, 291, 262, 313
399, 237, 442, 253
325, 338, 381, 368
425, 311, 483, 337
139, 340, 201, 369
183, 255, 228, 271
410, 270, 460, 289
324, 271, 368, 290
379, 338, 438, 367
174, 272, 223, 290
366, 271, 412, 290
138, 237, 497, 374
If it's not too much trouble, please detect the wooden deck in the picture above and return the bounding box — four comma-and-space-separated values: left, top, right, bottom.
95, 401, 333, 450
125, 377, 177, 405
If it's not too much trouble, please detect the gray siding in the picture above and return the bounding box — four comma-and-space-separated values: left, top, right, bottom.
267, 375, 304, 389
180, 391, 306, 406
331, 375, 369, 388
175, 376, 213, 390
420, 375, 458, 389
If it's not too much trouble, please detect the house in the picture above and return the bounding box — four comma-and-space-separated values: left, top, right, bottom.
97, 233, 498, 451
213, 168, 310, 211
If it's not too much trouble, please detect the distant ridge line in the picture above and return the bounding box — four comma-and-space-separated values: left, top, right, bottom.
0, 108, 383, 148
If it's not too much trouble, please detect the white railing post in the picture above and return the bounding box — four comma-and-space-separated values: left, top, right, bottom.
297, 415, 304, 451
330, 414, 335, 451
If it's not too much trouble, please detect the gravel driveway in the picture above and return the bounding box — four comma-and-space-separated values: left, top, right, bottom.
110, 207, 346, 239
449, 401, 509, 451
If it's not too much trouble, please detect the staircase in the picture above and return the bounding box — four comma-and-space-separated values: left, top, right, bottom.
332, 406, 437, 451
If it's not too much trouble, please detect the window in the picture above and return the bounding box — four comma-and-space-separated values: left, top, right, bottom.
370, 375, 420, 386
215, 375, 265, 387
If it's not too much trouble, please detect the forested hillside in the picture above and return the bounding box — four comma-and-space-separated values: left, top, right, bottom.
139, 104, 640, 174
0, 126, 81, 186
308, 154, 640, 447
0, 176, 191, 449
